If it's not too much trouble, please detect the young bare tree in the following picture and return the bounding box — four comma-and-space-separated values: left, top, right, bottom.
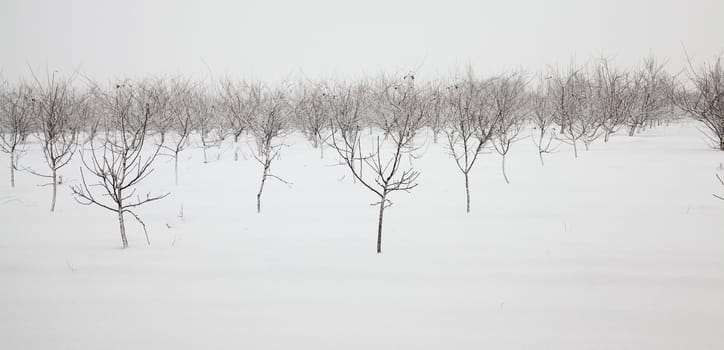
329, 77, 425, 253
490, 72, 528, 184
548, 66, 597, 157
0, 83, 35, 187
190, 86, 226, 163
530, 77, 558, 166
444, 71, 500, 213
220, 78, 260, 161
671, 54, 723, 150
293, 80, 331, 158
75, 89, 103, 146
627, 56, 671, 136
28, 72, 81, 211
142, 78, 174, 145
249, 87, 291, 213
423, 82, 445, 143
72, 82, 168, 248
591, 58, 632, 141
161, 78, 195, 184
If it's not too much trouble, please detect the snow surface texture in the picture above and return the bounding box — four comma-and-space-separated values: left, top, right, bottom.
1, 121, 723, 349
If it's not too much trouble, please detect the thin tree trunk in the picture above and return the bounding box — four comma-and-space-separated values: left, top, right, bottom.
257, 164, 269, 213
604, 130, 610, 142
174, 152, 179, 185
50, 168, 57, 212
376, 195, 386, 254
502, 154, 510, 184
539, 151, 545, 167
234, 133, 240, 161
572, 139, 578, 158
10, 149, 15, 187
118, 207, 128, 249
628, 125, 636, 136
464, 172, 471, 213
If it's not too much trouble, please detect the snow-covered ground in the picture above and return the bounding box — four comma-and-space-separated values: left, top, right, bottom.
1, 121, 723, 349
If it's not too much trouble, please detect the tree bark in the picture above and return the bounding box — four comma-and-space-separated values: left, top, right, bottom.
50, 168, 57, 212
174, 152, 179, 185
118, 207, 128, 249
256, 165, 269, 213
539, 151, 545, 167
10, 149, 15, 187
376, 195, 386, 254
464, 172, 471, 213
502, 154, 510, 184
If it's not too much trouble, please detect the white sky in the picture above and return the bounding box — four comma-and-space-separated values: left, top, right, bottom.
1, 0, 722, 82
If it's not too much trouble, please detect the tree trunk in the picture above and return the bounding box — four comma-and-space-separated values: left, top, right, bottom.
376, 195, 386, 254
320, 141, 324, 159
539, 151, 545, 167
604, 130, 610, 142
203, 145, 208, 163
572, 139, 578, 158
234, 133, 240, 161
464, 172, 471, 213
502, 154, 510, 184
118, 207, 128, 249
628, 125, 636, 136
256, 165, 269, 213
50, 168, 57, 212
10, 149, 15, 187
174, 152, 179, 185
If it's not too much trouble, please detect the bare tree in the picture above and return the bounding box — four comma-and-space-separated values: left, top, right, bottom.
530, 77, 558, 166
671, 53, 723, 150
591, 58, 632, 142
423, 82, 445, 143
293, 80, 331, 158
0, 83, 35, 187
627, 56, 671, 136
443, 71, 500, 213
142, 78, 174, 145
329, 77, 425, 253
249, 86, 291, 213
161, 78, 195, 184
72, 82, 168, 248
220, 78, 260, 161
189, 86, 226, 163
548, 66, 597, 157
28, 72, 81, 211
490, 72, 528, 184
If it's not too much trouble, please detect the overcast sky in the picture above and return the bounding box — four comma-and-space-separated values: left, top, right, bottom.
1, 0, 722, 82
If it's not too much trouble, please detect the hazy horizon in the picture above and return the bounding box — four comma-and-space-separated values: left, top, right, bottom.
1, 0, 722, 82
